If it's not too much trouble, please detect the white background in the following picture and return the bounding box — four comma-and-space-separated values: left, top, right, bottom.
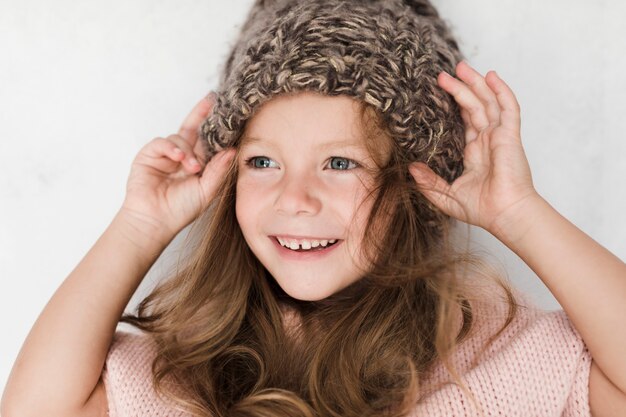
1, 0, 625, 395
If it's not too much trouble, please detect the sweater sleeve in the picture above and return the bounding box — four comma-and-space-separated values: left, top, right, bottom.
559, 310, 593, 417
102, 331, 192, 417
412, 308, 592, 416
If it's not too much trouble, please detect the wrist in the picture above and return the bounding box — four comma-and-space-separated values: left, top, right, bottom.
109, 208, 175, 257
488, 192, 552, 248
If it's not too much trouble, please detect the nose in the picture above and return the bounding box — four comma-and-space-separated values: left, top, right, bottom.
273, 170, 322, 216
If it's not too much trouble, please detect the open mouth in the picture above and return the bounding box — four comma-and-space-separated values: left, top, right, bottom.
273, 236, 341, 252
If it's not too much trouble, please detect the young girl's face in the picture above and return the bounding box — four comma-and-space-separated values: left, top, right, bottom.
236, 92, 386, 301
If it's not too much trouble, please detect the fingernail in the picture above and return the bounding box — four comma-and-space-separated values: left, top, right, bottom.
205, 91, 217, 102
190, 158, 200, 166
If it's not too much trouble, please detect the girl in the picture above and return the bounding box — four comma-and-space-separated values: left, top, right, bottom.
3, 0, 625, 416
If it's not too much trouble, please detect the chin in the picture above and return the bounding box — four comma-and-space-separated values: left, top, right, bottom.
277, 280, 340, 302
271, 274, 368, 303
263, 271, 343, 302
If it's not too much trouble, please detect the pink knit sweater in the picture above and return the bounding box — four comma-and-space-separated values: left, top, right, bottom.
103, 304, 591, 416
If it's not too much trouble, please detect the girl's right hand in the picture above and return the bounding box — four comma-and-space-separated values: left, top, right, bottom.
119, 94, 235, 243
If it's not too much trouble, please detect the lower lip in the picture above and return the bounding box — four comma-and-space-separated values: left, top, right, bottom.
271, 237, 342, 261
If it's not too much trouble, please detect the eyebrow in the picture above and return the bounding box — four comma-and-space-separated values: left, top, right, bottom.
240, 136, 365, 151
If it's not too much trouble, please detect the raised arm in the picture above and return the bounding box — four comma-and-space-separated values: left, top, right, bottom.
409, 61, 626, 413
1, 95, 235, 417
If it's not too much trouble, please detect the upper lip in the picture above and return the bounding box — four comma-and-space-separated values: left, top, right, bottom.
271, 234, 341, 241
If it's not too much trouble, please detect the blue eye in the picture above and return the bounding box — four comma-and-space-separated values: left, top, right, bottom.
328, 157, 358, 170
245, 156, 277, 169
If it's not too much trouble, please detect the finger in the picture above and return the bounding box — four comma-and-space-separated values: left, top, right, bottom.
177, 92, 216, 148
485, 71, 521, 135
408, 162, 457, 218
455, 61, 501, 125
438, 71, 490, 133
136, 137, 198, 175
460, 109, 478, 142
192, 138, 208, 166
163, 134, 204, 174
198, 148, 237, 197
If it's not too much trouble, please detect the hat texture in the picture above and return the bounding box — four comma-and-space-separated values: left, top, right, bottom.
200, 0, 465, 182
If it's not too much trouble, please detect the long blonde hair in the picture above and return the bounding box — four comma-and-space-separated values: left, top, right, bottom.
120, 101, 523, 417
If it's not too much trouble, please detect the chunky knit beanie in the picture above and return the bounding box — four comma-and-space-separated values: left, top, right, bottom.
200, 0, 465, 183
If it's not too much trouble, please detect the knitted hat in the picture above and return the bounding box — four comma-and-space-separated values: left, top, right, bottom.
200, 0, 465, 182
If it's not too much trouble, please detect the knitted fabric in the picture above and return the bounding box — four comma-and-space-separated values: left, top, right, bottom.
199, 0, 466, 183
103, 306, 592, 416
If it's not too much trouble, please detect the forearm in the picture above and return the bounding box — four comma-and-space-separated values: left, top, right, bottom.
493, 194, 626, 394
2, 210, 172, 415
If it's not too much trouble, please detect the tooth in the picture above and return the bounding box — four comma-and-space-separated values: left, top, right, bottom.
301, 241, 312, 250
320, 239, 328, 247
311, 240, 320, 248
277, 237, 285, 246
289, 240, 299, 250
329, 239, 337, 244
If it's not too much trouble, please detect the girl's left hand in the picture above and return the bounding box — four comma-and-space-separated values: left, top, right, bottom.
409, 61, 539, 237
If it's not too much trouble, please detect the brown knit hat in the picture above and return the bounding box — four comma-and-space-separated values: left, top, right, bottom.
200, 0, 465, 182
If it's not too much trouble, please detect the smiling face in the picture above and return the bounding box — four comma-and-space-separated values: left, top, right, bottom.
235, 92, 389, 301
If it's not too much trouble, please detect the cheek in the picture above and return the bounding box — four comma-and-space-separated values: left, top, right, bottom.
345, 178, 375, 217
347, 199, 372, 239
235, 176, 275, 240
235, 179, 257, 232
344, 181, 378, 240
